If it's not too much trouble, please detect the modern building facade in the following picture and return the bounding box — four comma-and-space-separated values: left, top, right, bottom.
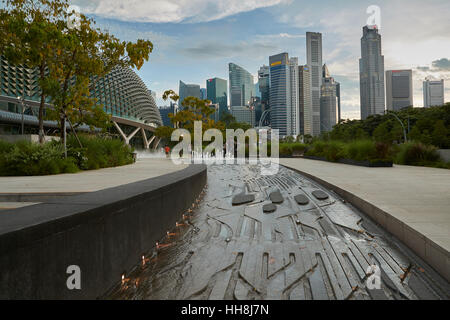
231, 106, 255, 127
359, 25, 385, 119
289, 57, 300, 136
299, 65, 312, 136
320, 65, 339, 132
179, 80, 201, 108
229, 63, 254, 107
0, 55, 162, 138
200, 88, 207, 100
269, 53, 291, 137
336, 82, 341, 122
306, 32, 323, 136
423, 78, 445, 108
158, 102, 178, 127
386, 70, 413, 111
258, 65, 270, 108
206, 77, 228, 117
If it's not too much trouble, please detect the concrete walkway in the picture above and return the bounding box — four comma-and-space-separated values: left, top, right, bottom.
0, 158, 187, 205
281, 158, 450, 280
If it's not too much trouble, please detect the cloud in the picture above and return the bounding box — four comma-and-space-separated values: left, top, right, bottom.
181, 42, 277, 59
432, 58, 450, 71
75, 0, 290, 23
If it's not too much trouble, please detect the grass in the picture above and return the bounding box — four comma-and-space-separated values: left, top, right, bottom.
0, 135, 134, 176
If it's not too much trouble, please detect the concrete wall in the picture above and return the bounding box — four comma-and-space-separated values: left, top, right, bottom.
0, 164, 207, 299
285, 165, 449, 283
437, 149, 450, 163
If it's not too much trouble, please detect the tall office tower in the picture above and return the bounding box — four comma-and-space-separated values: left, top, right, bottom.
423, 78, 445, 108
306, 32, 323, 136
229, 63, 254, 107
320, 64, 339, 132
386, 70, 413, 111
269, 53, 291, 137
206, 78, 228, 117
359, 26, 385, 119
158, 102, 178, 127
179, 80, 201, 108
258, 65, 270, 122
299, 65, 312, 135
289, 57, 300, 136
336, 82, 341, 122
200, 88, 207, 100
250, 96, 263, 125
231, 106, 255, 127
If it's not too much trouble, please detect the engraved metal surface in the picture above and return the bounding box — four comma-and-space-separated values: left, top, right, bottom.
104, 164, 449, 300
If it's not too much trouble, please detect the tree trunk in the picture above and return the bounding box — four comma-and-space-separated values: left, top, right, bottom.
38, 65, 46, 144
60, 114, 67, 158
38, 93, 45, 144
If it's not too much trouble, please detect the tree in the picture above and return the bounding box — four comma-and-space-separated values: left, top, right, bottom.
42, 5, 153, 151
220, 112, 236, 127
373, 122, 391, 143
0, 0, 67, 143
432, 120, 448, 148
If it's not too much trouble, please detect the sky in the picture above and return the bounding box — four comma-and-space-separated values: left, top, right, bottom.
72, 0, 450, 120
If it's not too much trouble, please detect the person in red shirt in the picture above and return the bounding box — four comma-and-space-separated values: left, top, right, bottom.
164, 145, 170, 158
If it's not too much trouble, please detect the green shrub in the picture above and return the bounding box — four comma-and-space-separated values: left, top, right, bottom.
395, 142, 441, 166
305, 139, 393, 163
279, 144, 292, 157
67, 134, 134, 170
0, 135, 133, 176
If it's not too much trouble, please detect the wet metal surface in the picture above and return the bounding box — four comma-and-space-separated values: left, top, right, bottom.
103, 164, 450, 300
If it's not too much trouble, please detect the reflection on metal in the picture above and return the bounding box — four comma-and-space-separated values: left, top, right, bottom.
104, 165, 450, 300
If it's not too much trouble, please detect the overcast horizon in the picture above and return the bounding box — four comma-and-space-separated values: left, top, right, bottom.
72, 0, 450, 120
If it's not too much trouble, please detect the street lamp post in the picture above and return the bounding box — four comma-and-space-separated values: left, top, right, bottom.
386, 110, 407, 143
17, 96, 25, 135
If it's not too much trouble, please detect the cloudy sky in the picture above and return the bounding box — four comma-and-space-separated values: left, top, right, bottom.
73, 0, 450, 119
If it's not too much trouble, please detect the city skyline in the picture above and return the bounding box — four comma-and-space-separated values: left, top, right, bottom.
71, 0, 450, 119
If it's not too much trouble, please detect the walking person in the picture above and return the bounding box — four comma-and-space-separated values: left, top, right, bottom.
164, 145, 170, 158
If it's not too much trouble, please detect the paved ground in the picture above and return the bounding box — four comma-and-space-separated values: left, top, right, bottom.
104, 164, 449, 300
280, 158, 450, 256
0, 158, 187, 208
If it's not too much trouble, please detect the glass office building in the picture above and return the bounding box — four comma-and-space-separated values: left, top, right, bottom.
229, 63, 254, 107
206, 77, 228, 117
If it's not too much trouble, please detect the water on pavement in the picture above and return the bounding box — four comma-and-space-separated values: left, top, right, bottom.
104, 164, 449, 300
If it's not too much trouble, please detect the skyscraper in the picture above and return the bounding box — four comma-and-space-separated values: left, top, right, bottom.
386, 70, 413, 111
306, 32, 323, 136
359, 26, 385, 119
200, 88, 207, 100
320, 64, 339, 132
423, 78, 445, 108
229, 63, 254, 107
179, 80, 201, 108
336, 82, 341, 122
299, 65, 312, 135
206, 77, 228, 117
258, 65, 270, 125
289, 57, 300, 136
269, 53, 291, 137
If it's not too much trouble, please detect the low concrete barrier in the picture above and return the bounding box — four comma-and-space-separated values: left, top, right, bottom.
284, 165, 449, 283
0, 164, 207, 299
